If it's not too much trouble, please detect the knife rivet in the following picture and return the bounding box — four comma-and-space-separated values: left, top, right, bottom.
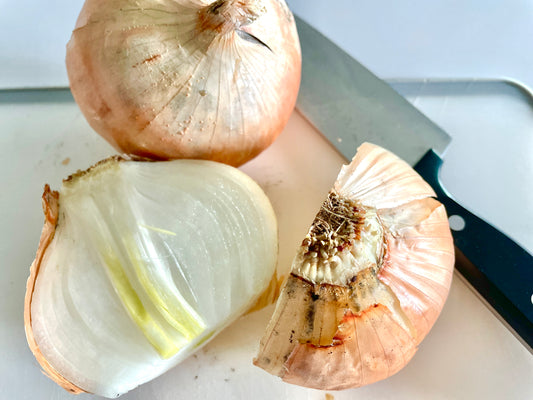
448, 215, 465, 231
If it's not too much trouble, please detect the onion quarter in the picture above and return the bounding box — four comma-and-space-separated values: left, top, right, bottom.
254, 143, 455, 390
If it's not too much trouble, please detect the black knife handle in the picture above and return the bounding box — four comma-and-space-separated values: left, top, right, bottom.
414, 150, 533, 350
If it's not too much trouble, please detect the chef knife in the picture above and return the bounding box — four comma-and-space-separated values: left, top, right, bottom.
294, 15, 533, 352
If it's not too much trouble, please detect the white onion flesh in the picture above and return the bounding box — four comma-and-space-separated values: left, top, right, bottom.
28, 159, 277, 397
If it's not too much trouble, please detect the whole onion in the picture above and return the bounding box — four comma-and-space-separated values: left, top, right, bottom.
254, 143, 455, 389
66, 0, 301, 166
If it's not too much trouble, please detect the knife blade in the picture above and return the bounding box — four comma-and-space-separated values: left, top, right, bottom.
294, 15, 533, 352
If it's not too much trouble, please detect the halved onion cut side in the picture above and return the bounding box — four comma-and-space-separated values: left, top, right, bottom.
25, 158, 278, 398
254, 143, 455, 390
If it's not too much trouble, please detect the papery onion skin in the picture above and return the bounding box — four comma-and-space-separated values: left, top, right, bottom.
25, 158, 278, 397
66, 0, 301, 166
254, 143, 455, 390
24, 186, 85, 395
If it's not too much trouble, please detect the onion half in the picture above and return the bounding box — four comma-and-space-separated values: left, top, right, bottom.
25, 158, 278, 397
66, 0, 301, 166
254, 143, 455, 389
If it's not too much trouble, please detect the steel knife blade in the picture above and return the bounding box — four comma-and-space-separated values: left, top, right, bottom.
294, 15, 533, 352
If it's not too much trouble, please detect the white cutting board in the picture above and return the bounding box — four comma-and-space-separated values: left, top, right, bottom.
1, 0, 532, 398
0, 90, 532, 399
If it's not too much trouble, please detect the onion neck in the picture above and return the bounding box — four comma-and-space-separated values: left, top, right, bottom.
198, 0, 265, 34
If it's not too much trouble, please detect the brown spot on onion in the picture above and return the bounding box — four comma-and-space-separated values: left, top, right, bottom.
132, 54, 162, 68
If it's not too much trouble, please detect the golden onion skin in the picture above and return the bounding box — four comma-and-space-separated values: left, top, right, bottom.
66, 0, 301, 166
254, 143, 455, 390
24, 186, 85, 394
